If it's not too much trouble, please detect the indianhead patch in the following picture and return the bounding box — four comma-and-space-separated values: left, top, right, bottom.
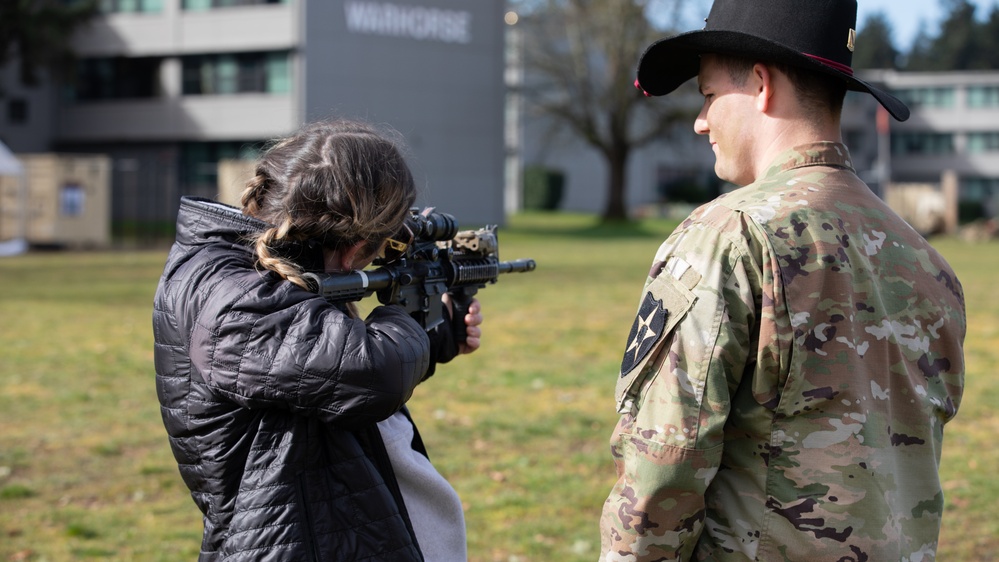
620, 292, 669, 377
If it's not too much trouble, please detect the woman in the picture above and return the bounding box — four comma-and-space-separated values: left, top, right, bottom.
153, 119, 480, 561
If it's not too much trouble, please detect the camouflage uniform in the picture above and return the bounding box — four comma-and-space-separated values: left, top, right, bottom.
600, 142, 966, 561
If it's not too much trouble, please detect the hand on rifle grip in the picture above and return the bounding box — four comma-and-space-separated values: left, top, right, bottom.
443, 291, 482, 355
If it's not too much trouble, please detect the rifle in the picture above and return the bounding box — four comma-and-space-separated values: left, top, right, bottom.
303, 208, 536, 344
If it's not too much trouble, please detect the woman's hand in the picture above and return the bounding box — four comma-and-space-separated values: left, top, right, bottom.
442, 294, 483, 355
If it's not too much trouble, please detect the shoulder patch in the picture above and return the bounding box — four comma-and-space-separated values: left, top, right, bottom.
621, 292, 669, 377
615, 258, 700, 413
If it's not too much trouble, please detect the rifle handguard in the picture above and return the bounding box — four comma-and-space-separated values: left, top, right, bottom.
305, 208, 536, 347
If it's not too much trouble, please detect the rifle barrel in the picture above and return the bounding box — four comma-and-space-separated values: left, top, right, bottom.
497, 258, 536, 274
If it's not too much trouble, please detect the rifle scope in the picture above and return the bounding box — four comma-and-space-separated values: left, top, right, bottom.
407, 209, 459, 242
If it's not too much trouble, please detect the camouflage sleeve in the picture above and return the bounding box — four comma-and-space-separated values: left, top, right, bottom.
600, 217, 765, 561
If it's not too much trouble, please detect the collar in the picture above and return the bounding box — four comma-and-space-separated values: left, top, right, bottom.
763, 141, 856, 178
177, 196, 266, 242
176, 196, 326, 271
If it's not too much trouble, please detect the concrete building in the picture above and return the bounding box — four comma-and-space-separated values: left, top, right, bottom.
4, 3, 997, 227
0, 0, 507, 233
518, 113, 714, 217
505, 16, 716, 218
514, 55, 999, 219
844, 69, 999, 218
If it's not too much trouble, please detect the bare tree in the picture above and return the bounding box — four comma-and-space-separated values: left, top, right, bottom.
514, 0, 696, 221
0, 0, 99, 92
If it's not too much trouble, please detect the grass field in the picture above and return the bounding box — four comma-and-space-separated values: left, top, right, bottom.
1, 212, 996, 561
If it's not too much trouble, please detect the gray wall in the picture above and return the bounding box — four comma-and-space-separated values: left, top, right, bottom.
0, 65, 57, 153
304, 0, 506, 225
520, 115, 715, 216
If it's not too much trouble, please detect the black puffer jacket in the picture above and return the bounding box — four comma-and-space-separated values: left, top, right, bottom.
153, 197, 431, 561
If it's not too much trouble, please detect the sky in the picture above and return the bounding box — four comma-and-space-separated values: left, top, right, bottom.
857, 0, 999, 49
657, 0, 999, 52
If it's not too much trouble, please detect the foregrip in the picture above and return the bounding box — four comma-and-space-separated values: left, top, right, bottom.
446, 258, 536, 344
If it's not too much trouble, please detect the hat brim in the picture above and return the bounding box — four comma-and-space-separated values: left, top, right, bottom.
637, 30, 910, 121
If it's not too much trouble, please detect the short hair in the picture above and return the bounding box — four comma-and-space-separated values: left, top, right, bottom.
240, 118, 417, 289
713, 54, 848, 120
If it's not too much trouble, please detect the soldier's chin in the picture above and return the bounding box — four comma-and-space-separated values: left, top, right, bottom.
714, 163, 750, 187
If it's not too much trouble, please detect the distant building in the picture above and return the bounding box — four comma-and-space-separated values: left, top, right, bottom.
514, 55, 999, 219
5, 4, 996, 226
0, 0, 507, 232
505, 17, 715, 217
844, 69, 999, 219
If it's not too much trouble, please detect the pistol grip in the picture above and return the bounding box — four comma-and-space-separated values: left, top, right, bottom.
448, 288, 475, 346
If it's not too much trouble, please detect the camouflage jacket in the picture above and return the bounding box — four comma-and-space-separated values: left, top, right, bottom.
600, 142, 966, 561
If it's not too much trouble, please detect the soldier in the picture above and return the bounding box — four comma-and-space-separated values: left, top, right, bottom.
600, 1, 967, 560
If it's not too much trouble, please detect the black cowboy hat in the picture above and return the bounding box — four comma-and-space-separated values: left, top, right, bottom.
636, 0, 910, 121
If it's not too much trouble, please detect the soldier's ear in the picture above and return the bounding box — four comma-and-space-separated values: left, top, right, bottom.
752, 63, 775, 113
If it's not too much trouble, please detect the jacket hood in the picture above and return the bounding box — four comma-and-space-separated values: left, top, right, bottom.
175, 196, 325, 273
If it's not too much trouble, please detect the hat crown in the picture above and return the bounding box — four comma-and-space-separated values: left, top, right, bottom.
635, 0, 909, 121
705, 0, 858, 69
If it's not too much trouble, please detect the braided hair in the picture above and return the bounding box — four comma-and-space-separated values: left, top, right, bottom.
240, 119, 417, 290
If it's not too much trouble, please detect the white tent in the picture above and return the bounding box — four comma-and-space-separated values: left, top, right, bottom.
0, 140, 28, 256
0, 139, 23, 175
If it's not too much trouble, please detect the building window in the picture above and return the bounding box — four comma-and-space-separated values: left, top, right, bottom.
891, 132, 954, 156
60, 184, 86, 216
265, 52, 290, 93
71, 57, 161, 101
99, 0, 163, 12
181, 52, 291, 95
182, 0, 287, 10
7, 99, 28, 124
843, 90, 871, 108
966, 85, 999, 108
180, 142, 263, 188
844, 130, 867, 153
961, 177, 999, 204
967, 132, 999, 153
894, 87, 955, 109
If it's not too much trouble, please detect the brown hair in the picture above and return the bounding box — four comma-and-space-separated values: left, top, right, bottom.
715, 54, 847, 121
240, 119, 417, 289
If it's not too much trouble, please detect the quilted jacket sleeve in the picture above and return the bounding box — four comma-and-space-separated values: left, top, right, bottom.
176, 258, 432, 430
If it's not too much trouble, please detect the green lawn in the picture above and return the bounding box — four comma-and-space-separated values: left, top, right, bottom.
0, 212, 995, 561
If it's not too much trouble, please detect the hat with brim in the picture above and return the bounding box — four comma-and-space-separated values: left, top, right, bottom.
636, 0, 909, 121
